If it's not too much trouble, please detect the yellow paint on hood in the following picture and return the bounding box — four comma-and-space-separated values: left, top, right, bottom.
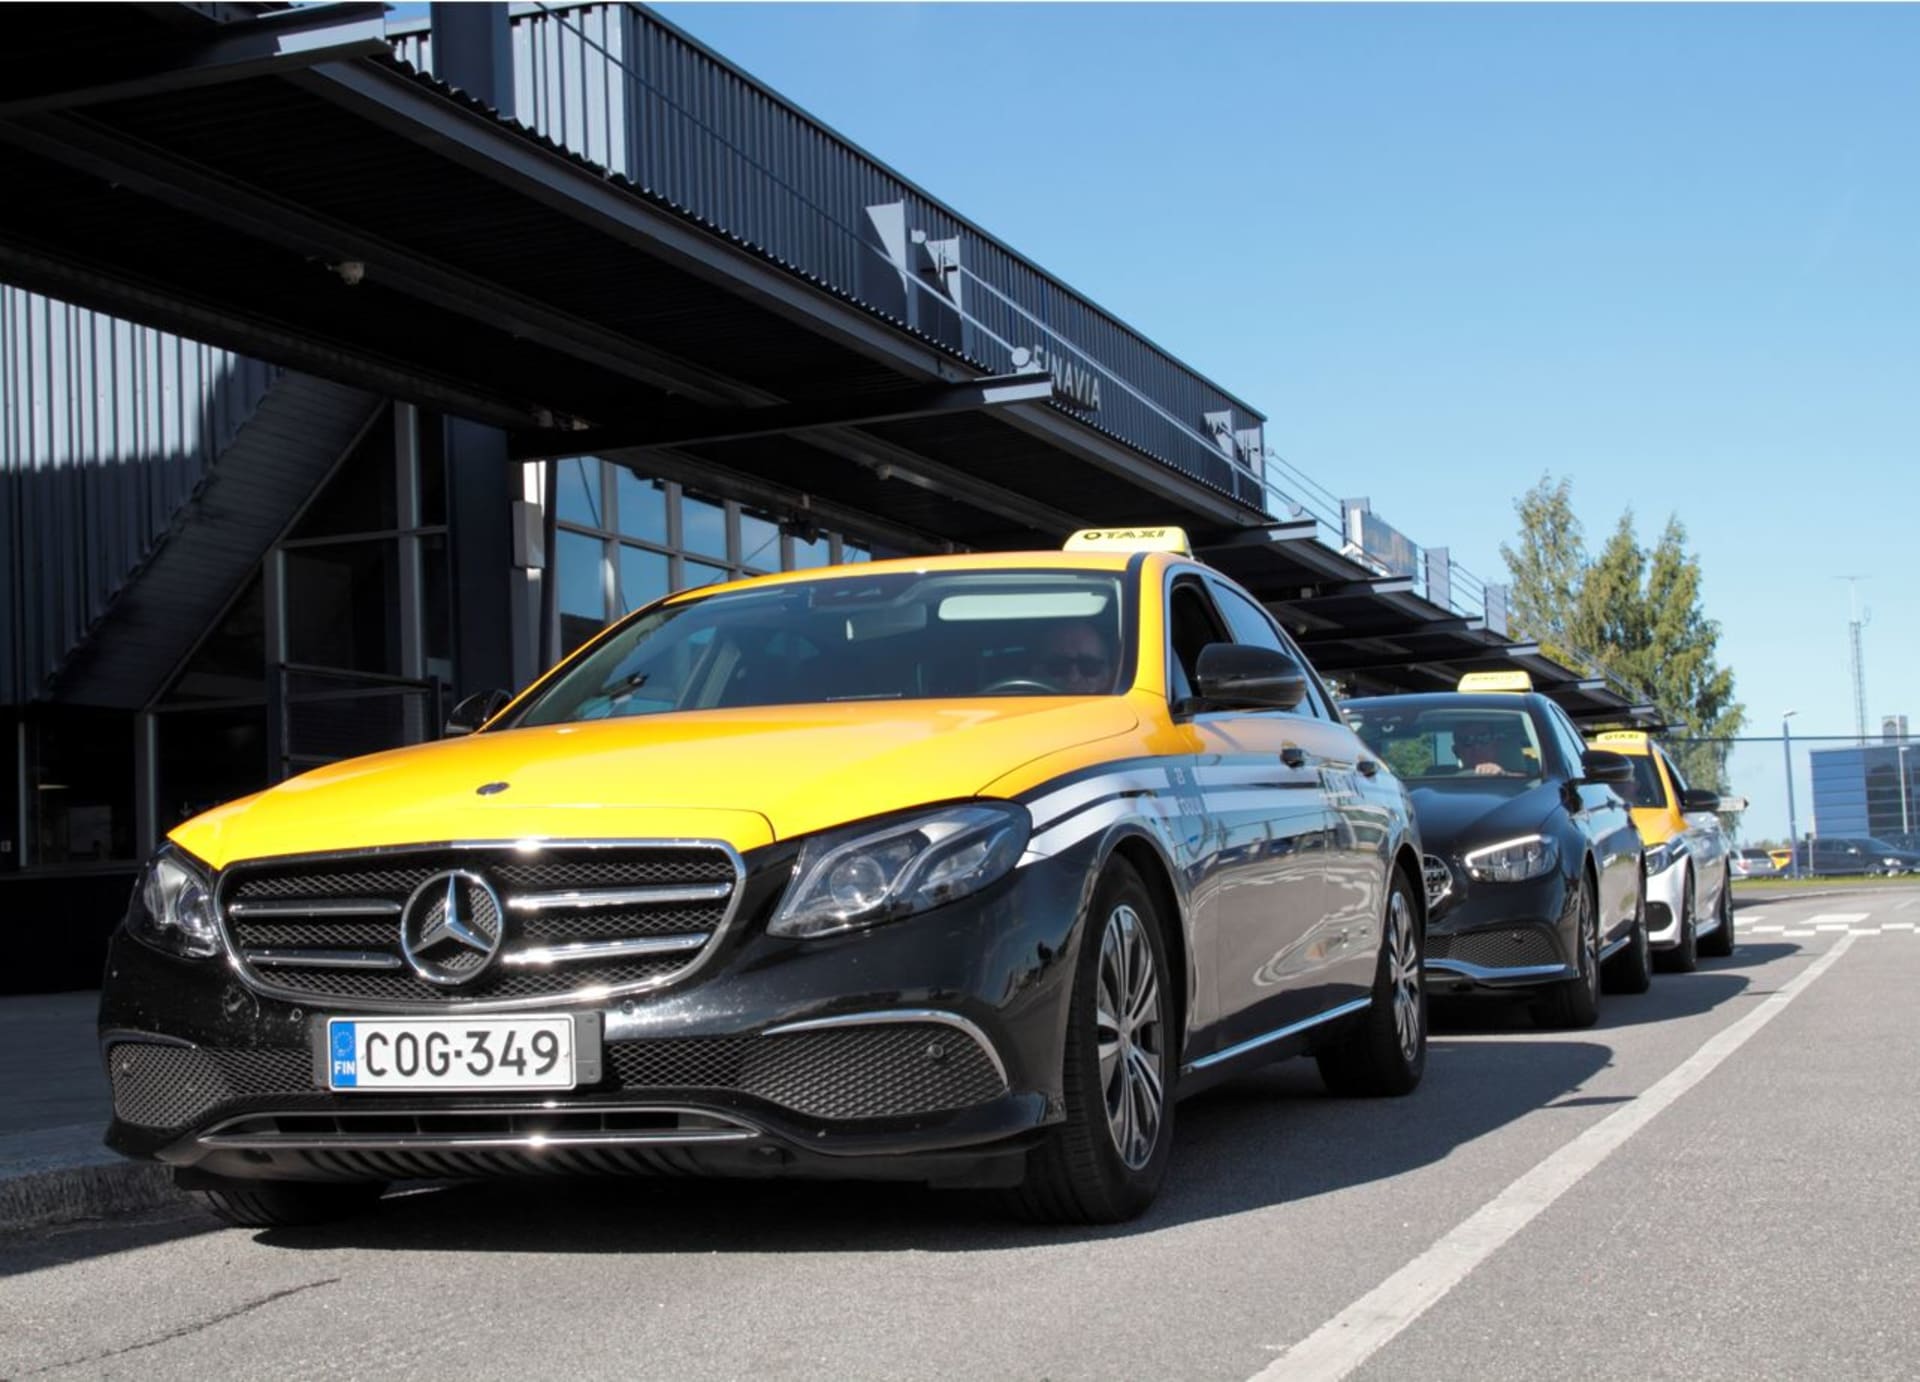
169, 698, 1142, 869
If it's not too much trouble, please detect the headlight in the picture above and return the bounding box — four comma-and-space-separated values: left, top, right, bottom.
128, 848, 221, 959
768, 802, 1030, 939
1463, 833, 1558, 884
1643, 841, 1675, 875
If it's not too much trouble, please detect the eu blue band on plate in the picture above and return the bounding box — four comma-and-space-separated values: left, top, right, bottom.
329, 1021, 358, 1088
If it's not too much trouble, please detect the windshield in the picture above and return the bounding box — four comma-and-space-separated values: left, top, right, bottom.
1346, 703, 1545, 783
512, 569, 1132, 726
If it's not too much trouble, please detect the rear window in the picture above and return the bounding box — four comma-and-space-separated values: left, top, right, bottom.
1613, 754, 1669, 809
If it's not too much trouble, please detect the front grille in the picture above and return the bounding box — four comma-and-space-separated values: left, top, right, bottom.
607, 1023, 1006, 1121
107, 1043, 313, 1130
217, 842, 742, 1010
1428, 927, 1564, 970
1422, 855, 1454, 909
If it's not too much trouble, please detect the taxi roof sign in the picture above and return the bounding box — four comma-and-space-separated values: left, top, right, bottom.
1456, 670, 1533, 694
1591, 729, 1650, 747
1063, 526, 1192, 556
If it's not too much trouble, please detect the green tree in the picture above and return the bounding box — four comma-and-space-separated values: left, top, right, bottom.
1500, 481, 1746, 796
1499, 474, 1587, 664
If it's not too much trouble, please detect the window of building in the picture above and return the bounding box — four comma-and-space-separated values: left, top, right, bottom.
544, 458, 879, 649
25, 708, 135, 865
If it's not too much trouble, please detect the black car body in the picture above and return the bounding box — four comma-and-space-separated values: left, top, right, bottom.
1343, 691, 1646, 1026
98, 547, 1428, 1227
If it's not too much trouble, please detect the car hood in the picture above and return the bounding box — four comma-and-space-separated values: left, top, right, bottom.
1407, 779, 1562, 857
169, 699, 1142, 869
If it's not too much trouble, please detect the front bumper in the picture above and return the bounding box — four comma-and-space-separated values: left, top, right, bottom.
1645, 857, 1689, 949
1420, 865, 1575, 994
98, 848, 1092, 1187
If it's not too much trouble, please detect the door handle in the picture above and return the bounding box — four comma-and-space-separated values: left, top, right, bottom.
1280, 746, 1307, 769
1357, 757, 1380, 777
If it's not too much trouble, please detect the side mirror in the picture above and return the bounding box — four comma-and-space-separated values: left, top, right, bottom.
446, 688, 512, 736
1680, 788, 1721, 813
1579, 749, 1635, 786
1192, 643, 1307, 711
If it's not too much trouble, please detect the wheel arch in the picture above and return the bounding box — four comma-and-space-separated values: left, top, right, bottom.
1096, 827, 1192, 1065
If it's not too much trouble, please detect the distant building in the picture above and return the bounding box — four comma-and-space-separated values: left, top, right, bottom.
1810, 737, 1918, 838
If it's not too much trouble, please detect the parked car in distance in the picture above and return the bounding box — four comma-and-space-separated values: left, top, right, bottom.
1767, 847, 1795, 873
99, 528, 1429, 1229
1731, 848, 1783, 880
1587, 730, 1734, 969
1343, 671, 1647, 1028
1793, 836, 1920, 877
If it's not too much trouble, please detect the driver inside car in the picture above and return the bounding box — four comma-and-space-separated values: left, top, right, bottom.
1028, 619, 1116, 694
1450, 717, 1530, 777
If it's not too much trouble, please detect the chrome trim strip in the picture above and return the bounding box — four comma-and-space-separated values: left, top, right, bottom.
245, 949, 403, 971
760, 1008, 1011, 1089
228, 898, 403, 918
1187, 997, 1372, 1072
1425, 958, 1571, 982
506, 883, 734, 912
194, 1104, 763, 1151
198, 1129, 759, 1150
213, 839, 749, 1013
500, 934, 710, 968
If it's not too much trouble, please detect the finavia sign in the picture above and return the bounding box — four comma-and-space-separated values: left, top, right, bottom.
1011, 345, 1102, 412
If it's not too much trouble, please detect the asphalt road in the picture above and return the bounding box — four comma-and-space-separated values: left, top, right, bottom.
5, 885, 1917, 1381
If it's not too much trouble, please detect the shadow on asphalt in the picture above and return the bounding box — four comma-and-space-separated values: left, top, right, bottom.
233, 1031, 1617, 1255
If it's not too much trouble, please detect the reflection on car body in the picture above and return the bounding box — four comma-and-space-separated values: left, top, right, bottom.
1344, 674, 1647, 1028
100, 530, 1428, 1228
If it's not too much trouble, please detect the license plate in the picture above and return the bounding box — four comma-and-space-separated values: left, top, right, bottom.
325, 1016, 578, 1092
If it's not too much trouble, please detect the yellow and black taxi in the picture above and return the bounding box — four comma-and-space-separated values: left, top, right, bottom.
1342, 673, 1648, 1027
1586, 730, 1734, 968
101, 529, 1427, 1227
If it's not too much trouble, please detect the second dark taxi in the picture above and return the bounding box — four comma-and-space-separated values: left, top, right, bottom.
1344, 675, 1647, 1027
100, 530, 1426, 1226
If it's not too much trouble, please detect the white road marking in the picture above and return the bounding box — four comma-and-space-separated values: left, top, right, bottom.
1255, 934, 1857, 1382
1851, 928, 1882, 936
1749, 924, 1786, 933
1783, 929, 1816, 937
1806, 913, 1871, 929
1898, 897, 1918, 911
1885, 922, 1916, 931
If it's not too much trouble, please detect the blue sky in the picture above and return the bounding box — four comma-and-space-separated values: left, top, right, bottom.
649, 2, 1918, 838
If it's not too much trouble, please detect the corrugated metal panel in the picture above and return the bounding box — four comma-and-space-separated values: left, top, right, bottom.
388, 4, 1265, 506
0, 287, 279, 703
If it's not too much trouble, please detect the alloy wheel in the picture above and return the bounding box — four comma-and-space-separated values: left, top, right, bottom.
1579, 881, 1600, 1003
1387, 889, 1422, 1061
1095, 903, 1165, 1171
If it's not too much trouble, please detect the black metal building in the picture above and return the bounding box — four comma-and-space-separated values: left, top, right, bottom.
0, 2, 1644, 990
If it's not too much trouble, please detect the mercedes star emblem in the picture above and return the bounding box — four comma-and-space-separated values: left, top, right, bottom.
399, 869, 505, 986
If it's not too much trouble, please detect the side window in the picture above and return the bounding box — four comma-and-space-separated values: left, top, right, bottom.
1209, 580, 1331, 719
1658, 748, 1690, 797
1543, 704, 1590, 779
1166, 577, 1228, 704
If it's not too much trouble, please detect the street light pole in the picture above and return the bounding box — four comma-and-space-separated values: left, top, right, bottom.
1783, 710, 1800, 878
1900, 742, 1911, 838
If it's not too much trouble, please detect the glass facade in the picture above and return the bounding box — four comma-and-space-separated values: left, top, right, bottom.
546, 456, 870, 654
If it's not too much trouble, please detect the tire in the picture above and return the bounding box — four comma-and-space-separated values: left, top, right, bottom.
180, 1174, 386, 1228
1602, 877, 1653, 995
1317, 869, 1426, 1097
1012, 857, 1174, 1224
1533, 871, 1601, 1029
1699, 868, 1736, 958
1655, 870, 1700, 973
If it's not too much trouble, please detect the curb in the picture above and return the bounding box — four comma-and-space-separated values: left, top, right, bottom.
0, 1161, 182, 1232
0, 1125, 185, 1232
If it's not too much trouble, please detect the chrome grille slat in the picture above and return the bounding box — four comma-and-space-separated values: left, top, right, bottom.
228, 898, 402, 918
507, 883, 734, 911
246, 948, 404, 970
213, 841, 745, 1011
501, 934, 711, 968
